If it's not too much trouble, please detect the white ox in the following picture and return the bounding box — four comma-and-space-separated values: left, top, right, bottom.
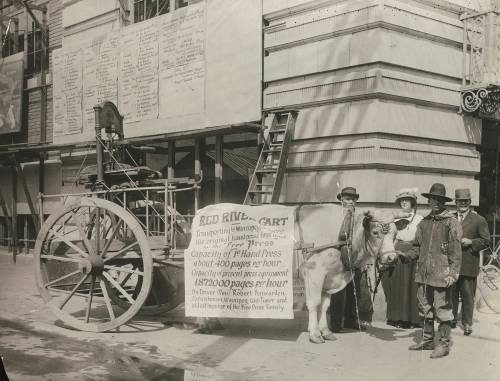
297, 205, 400, 343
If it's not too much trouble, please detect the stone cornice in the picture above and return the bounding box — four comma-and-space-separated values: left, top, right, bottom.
264, 68, 461, 110
62, 9, 119, 38
265, 2, 463, 52
264, 0, 479, 21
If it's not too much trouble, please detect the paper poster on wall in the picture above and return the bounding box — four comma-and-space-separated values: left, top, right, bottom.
53, 47, 84, 135
158, 2, 206, 118
83, 33, 119, 131
185, 203, 295, 319
119, 19, 159, 123
52, 0, 261, 144
0, 52, 23, 134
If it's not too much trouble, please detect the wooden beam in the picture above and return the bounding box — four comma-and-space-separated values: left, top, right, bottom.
215, 136, 223, 203
14, 158, 39, 231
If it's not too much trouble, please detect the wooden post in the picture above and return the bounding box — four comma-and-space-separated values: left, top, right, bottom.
40, 7, 47, 142
168, 141, 175, 179
215, 135, 223, 203
13, 19, 19, 53
14, 158, 39, 231
23, 8, 28, 70
12, 165, 17, 262
38, 154, 45, 227
38, 155, 45, 193
194, 138, 204, 211
94, 105, 104, 190
0, 189, 14, 249
23, 217, 28, 254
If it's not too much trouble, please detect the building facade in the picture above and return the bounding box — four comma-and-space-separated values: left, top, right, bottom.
1, 0, 499, 247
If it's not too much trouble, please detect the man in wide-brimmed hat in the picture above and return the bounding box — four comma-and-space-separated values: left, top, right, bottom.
452, 188, 490, 336
330, 187, 372, 333
399, 183, 462, 359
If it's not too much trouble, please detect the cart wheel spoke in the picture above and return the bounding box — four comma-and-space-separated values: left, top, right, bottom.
95, 207, 101, 254
46, 287, 87, 298
103, 241, 139, 262
48, 229, 89, 258
71, 211, 95, 256
102, 271, 136, 304
85, 275, 96, 323
100, 279, 116, 320
40, 255, 82, 263
43, 270, 82, 288
100, 220, 123, 258
51, 213, 74, 235
104, 265, 144, 277
119, 271, 134, 288
59, 274, 89, 310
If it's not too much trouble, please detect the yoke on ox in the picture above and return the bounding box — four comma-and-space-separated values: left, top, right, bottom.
298, 210, 399, 344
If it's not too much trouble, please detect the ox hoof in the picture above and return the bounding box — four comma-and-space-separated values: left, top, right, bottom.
309, 334, 325, 344
321, 331, 337, 341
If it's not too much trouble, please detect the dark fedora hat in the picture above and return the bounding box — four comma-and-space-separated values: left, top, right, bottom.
421, 183, 452, 202
455, 188, 471, 200
337, 186, 359, 201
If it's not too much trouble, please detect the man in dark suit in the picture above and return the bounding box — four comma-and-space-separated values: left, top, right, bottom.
330, 187, 372, 332
453, 188, 490, 336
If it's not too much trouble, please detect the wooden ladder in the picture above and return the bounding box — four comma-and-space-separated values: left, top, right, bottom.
244, 110, 297, 205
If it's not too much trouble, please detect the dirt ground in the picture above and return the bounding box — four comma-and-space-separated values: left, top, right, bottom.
1, 250, 499, 381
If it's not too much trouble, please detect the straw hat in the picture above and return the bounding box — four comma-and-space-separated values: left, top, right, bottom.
395, 188, 418, 204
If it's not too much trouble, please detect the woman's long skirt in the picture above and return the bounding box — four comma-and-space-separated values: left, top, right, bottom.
381, 240, 420, 326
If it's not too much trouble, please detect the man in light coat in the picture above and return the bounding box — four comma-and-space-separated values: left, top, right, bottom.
452, 188, 490, 336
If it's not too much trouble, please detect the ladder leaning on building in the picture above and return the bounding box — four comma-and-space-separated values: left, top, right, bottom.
244, 110, 297, 206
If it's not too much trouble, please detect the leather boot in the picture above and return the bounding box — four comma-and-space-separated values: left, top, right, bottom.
430, 341, 449, 358
408, 340, 435, 350
430, 322, 451, 359
409, 319, 434, 350
437, 321, 451, 343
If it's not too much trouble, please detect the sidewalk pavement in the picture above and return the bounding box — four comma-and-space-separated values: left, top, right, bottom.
1, 248, 499, 381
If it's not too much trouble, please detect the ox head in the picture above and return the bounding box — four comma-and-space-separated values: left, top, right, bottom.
361, 211, 407, 265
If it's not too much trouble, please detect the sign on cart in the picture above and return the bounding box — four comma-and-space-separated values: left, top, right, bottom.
185, 203, 295, 319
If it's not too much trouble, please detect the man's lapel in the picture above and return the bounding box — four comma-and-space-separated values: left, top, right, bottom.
462, 211, 472, 229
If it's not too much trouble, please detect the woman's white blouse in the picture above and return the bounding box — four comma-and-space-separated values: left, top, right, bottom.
395, 212, 423, 242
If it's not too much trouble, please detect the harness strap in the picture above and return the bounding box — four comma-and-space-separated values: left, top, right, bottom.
371, 260, 384, 303
299, 241, 346, 262
306, 241, 346, 253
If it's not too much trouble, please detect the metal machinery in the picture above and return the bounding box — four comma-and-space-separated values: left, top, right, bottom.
34, 102, 200, 332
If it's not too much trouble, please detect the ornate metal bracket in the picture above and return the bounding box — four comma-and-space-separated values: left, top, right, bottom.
461, 87, 500, 114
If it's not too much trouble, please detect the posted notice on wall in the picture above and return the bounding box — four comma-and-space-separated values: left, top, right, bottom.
185, 203, 295, 319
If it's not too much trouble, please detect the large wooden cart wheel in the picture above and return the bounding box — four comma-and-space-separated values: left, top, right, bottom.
34, 197, 153, 332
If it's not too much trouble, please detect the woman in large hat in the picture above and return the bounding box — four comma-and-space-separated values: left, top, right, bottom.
382, 188, 423, 328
